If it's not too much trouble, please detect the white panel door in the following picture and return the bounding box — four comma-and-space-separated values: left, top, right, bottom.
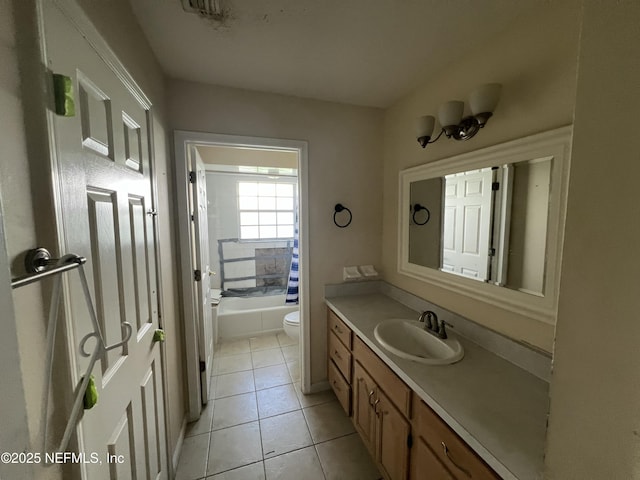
43, 2, 167, 478
442, 168, 493, 281
191, 150, 213, 404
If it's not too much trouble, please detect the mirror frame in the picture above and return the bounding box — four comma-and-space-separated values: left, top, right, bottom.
398, 126, 572, 324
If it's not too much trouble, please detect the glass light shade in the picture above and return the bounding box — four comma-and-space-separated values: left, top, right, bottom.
438, 101, 464, 128
416, 115, 435, 139
469, 83, 502, 115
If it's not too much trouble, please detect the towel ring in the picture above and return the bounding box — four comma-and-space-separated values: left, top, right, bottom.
412, 204, 430, 225
333, 203, 352, 228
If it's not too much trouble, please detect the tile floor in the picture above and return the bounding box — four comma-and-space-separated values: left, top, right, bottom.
176, 331, 382, 480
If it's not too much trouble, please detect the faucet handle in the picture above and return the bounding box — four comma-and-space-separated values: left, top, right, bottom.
418, 311, 432, 329
437, 320, 448, 339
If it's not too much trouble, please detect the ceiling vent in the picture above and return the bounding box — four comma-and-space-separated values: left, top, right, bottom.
180, 0, 226, 21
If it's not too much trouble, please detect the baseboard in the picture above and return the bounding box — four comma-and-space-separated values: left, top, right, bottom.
172, 416, 188, 473
308, 380, 330, 393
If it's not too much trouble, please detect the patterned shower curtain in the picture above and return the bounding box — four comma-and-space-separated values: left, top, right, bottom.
285, 223, 299, 305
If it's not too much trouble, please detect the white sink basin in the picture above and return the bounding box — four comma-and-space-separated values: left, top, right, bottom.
373, 318, 464, 365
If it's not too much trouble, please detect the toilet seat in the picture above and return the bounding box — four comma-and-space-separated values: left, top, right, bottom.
284, 311, 300, 326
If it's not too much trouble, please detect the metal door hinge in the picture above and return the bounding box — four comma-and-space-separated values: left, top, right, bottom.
488, 248, 496, 257
492, 181, 500, 191
194, 269, 202, 282
199, 360, 206, 373
189, 171, 196, 184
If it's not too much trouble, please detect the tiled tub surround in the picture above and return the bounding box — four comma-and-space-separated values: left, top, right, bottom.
325, 288, 550, 480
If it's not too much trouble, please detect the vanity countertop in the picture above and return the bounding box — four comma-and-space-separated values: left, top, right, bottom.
325, 292, 549, 480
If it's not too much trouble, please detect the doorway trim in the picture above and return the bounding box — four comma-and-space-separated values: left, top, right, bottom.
174, 131, 310, 421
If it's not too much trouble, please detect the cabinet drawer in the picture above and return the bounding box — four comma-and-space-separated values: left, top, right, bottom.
328, 309, 352, 349
329, 330, 352, 383
328, 359, 351, 416
353, 336, 411, 417
413, 395, 499, 480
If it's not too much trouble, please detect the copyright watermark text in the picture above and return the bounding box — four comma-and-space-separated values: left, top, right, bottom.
1, 451, 126, 465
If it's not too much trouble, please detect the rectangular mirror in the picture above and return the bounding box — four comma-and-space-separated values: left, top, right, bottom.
399, 127, 572, 323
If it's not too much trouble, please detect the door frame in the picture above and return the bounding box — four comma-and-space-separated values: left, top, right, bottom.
37, 0, 172, 476
174, 131, 311, 421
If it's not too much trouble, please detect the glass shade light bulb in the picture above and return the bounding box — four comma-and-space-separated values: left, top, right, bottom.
438, 101, 464, 137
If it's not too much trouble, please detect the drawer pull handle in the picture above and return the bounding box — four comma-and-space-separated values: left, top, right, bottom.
442, 442, 471, 478
334, 324, 343, 334
368, 390, 375, 405
373, 398, 380, 416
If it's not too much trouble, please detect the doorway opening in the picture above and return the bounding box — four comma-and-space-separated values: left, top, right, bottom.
174, 132, 310, 421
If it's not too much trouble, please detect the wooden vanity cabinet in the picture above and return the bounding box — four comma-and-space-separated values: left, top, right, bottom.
326, 307, 500, 480
412, 395, 500, 480
327, 309, 352, 415
352, 338, 411, 480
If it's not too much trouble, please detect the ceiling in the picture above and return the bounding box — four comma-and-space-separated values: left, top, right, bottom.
128, 0, 539, 108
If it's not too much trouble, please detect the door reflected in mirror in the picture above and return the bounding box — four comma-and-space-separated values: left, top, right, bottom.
409, 159, 551, 296
398, 127, 571, 322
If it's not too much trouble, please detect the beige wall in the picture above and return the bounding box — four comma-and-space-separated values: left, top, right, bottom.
381, 1, 581, 352
167, 80, 385, 384
545, 1, 640, 477
0, 1, 39, 478
0, 0, 186, 476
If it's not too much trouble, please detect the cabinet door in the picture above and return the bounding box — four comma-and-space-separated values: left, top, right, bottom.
353, 361, 377, 455
376, 389, 411, 480
411, 435, 455, 480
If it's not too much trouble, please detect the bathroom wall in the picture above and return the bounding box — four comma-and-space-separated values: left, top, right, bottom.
381, 1, 582, 352
0, 1, 40, 478
545, 1, 640, 477
0, 0, 186, 476
167, 81, 385, 385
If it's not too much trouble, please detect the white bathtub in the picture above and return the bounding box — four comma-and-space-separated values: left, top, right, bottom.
216, 294, 298, 340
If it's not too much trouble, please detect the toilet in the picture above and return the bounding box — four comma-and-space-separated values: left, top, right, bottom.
283, 310, 300, 341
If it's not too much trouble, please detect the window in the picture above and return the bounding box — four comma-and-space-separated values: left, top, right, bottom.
238, 181, 295, 239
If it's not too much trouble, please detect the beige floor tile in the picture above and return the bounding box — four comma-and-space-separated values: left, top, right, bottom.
217, 339, 251, 357
250, 334, 280, 351
252, 348, 285, 369
215, 370, 255, 399
286, 361, 300, 383
264, 446, 325, 480
281, 345, 299, 362
276, 331, 297, 347
186, 401, 214, 438
260, 410, 313, 458
294, 384, 337, 408
207, 461, 265, 479
208, 375, 218, 400
256, 384, 301, 418
175, 432, 209, 480
217, 353, 254, 375
212, 392, 258, 430
303, 401, 355, 443
315, 433, 381, 480
207, 422, 263, 476
254, 364, 292, 391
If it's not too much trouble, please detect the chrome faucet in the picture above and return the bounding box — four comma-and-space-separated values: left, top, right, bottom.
418, 310, 447, 339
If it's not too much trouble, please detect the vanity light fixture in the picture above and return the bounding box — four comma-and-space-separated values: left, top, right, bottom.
416, 83, 502, 148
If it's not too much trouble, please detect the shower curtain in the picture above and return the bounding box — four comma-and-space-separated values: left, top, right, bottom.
285, 223, 299, 305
